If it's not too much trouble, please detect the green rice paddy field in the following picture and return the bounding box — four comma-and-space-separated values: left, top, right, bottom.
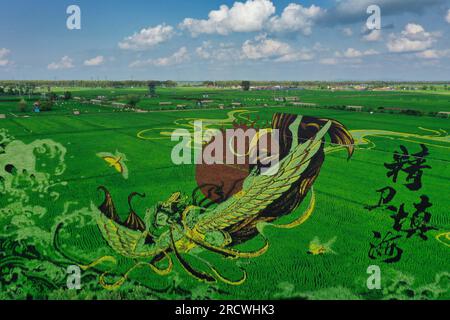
0, 88, 449, 300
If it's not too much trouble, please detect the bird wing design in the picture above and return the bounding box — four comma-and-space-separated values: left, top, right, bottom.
194, 119, 332, 234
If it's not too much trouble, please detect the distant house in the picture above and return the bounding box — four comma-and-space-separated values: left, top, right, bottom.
437, 111, 450, 118
285, 96, 299, 102
74, 97, 82, 101
90, 99, 102, 105
112, 102, 127, 108
231, 102, 242, 106
73, 110, 80, 115
0, 114, 6, 119
346, 105, 364, 112
293, 102, 317, 107
274, 97, 284, 102
176, 104, 187, 109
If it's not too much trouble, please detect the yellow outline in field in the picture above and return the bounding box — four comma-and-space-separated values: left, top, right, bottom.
436, 232, 450, 248
137, 109, 257, 141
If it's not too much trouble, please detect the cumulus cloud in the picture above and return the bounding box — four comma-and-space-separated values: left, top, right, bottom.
363, 29, 382, 42
0, 48, 11, 66
336, 48, 379, 58
275, 49, 314, 62
319, 58, 338, 65
48, 56, 74, 70
180, 0, 275, 36
84, 55, 105, 66
129, 47, 189, 67
387, 23, 439, 53
195, 41, 242, 61
268, 4, 324, 35
416, 49, 450, 59
119, 24, 175, 50
241, 34, 291, 60
342, 28, 353, 36
446, 9, 450, 23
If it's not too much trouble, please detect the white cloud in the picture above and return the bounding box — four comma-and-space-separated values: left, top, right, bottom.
336, 48, 379, 58
363, 30, 382, 42
446, 9, 450, 23
275, 49, 314, 62
48, 56, 74, 70
0, 48, 11, 66
268, 3, 324, 35
387, 23, 438, 53
119, 24, 175, 50
180, 0, 275, 36
195, 41, 241, 61
196, 42, 213, 59
416, 49, 450, 59
129, 47, 189, 67
319, 58, 338, 65
342, 28, 353, 36
84, 55, 105, 66
241, 34, 291, 60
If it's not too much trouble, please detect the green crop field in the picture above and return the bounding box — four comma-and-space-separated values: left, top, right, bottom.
0, 87, 449, 300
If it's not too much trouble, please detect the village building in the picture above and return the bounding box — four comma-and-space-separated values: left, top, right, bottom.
292, 102, 317, 107
90, 99, 102, 105
346, 105, 364, 112
112, 102, 127, 108
437, 111, 450, 118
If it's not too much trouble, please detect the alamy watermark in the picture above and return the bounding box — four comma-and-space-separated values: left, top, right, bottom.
66, 5, 81, 30
366, 5, 381, 30
67, 265, 81, 290
366, 265, 381, 290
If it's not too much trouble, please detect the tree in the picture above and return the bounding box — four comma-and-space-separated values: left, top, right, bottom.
41, 100, 53, 111
64, 91, 72, 100
241, 81, 251, 91
148, 81, 159, 97
163, 80, 177, 88
48, 92, 57, 101
126, 95, 141, 107
17, 99, 27, 112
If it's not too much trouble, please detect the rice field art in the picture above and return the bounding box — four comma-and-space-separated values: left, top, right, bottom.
0, 104, 449, 301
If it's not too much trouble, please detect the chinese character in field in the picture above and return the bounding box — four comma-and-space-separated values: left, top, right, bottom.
405, 196, 437, 240
365, 186, 397, 211
369, 231, 404, 263
390, 195, 437, 240
384, 144, 430, 191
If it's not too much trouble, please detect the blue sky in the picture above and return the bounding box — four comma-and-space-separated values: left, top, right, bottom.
0, 0, 449, 81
